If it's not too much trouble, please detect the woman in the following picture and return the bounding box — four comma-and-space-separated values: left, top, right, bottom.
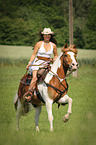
24, 28, 58, 101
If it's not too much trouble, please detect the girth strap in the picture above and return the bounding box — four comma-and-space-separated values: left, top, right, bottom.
44, 81, 68, 103
36, 90, 45, 103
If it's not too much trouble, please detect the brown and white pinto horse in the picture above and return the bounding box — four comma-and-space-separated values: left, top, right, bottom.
14, 44, 79, 131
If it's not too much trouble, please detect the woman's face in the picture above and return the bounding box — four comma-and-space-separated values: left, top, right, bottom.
43, 34, 51, 42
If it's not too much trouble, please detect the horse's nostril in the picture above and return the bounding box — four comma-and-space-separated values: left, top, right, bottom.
72, 63, 75, 66
76, 63, 79, 67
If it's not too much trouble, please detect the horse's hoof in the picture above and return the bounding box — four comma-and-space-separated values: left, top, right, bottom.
62, 113, 70, 123
36, 126, 39, 132
16, 127, 19, 131
50, 128, 53, 132
62, 116, 69, 123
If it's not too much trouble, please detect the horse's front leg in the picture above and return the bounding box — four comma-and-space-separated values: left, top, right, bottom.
46, 101, 53, 131
34, 106, 42, 131
38, 84, 53, 131
58, 94, 73, 122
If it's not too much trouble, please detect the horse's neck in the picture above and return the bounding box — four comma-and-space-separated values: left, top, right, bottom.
51, 53, 66, 78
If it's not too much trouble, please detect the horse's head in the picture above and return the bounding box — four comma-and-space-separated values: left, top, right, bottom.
61, 44, 79, 71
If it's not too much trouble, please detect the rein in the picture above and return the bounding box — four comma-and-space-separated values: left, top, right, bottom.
44, 70, 73, 103
43, 52, 74, 102
44, 80, 68, 103
50, 69, 73, 82
44, 69, 73, 90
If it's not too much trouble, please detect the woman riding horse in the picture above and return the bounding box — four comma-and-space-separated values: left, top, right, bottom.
24, 28, 58, 101
15, 43, 79, 131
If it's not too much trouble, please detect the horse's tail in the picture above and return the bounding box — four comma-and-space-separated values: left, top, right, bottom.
13, 92, 18, 110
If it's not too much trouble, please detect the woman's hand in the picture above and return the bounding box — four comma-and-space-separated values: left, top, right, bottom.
49, 58, 53, 63
26, 62, 31, 70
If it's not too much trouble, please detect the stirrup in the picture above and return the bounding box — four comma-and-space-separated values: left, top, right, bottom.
23, 90, 33, 101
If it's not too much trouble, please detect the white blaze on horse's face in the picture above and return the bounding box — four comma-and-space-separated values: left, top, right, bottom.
67, 52, 78, 71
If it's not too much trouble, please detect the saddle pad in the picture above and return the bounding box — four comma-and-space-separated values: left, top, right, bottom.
20, 74, 32, 85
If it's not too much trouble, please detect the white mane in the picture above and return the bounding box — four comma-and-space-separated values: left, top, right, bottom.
45, 52, 63, 83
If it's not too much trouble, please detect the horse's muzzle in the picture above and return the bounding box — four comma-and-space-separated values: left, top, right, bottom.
69, 63, 79, 71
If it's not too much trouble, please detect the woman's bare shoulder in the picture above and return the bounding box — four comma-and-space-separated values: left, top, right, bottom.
34, 41, 43, 50
51, 42, 57, 48
36, 41, 43, 46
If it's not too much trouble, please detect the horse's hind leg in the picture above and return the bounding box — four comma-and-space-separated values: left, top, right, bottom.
14, 93, 21, 130
17, 99, 23, 131
58, 94, 73, 122
34, 106, 42, 131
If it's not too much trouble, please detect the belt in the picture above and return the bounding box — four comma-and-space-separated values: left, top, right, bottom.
37, 56, 50, 61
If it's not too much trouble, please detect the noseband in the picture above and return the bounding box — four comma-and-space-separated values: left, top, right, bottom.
63, 53, 71, 72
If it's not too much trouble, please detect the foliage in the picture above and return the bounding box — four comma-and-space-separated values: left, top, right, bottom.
0, 0, 96, 49
84, 0, 96, 49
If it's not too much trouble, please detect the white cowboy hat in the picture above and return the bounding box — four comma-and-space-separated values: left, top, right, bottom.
41, 28, 54, 35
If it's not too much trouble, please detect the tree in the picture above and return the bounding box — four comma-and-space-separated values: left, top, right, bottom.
0, 0, 95, 48
84, 0, 96, 49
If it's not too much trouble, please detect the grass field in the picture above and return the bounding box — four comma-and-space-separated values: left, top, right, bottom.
0, 45, 96, 145
0, 45, 96, 60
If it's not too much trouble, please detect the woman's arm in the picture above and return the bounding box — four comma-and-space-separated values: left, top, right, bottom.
26, 42, 40, 69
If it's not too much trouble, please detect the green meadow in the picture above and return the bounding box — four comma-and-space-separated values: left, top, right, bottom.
0, 45, 96, 60
0, 45, 96, 145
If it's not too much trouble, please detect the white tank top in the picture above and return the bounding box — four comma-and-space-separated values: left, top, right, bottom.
37, 41, 53, 58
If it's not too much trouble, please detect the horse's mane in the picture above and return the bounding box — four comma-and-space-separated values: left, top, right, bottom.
51, 53, 63, 72
61, 44, 78, 54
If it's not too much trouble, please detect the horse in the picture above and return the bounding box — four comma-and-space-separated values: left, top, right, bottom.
14, 44, 79, 131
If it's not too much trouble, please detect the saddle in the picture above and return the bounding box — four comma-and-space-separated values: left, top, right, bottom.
20, 64, 51, 103
20, 64, 51, 86
37, 64, 51, 83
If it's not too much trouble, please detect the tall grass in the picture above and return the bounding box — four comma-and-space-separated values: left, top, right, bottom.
0, 58, 28, 66
0, 45, 96, 60
0, 45, 33, 59
78, 58, 96, 67
0, 45, 96, 66
0, 65, 96, 145
0, 58, 96, 67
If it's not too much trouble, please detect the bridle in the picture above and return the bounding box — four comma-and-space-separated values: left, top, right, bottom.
62, 47, 78, 72
63, 53, 69, 70
63, 53, 73, 72
44, 52, 75, 103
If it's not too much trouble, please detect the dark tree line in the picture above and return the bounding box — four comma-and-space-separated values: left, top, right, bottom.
0, 0, 96, 49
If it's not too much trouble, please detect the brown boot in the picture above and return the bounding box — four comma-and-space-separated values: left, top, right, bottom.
23, 90, 33, 101
23, 81, 37, 101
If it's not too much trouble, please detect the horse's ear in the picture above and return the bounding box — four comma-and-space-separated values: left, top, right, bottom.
61, 44, 68, 52
64, 43, 68, 48
73, 44, 76, 48
73, 45, 78, 53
